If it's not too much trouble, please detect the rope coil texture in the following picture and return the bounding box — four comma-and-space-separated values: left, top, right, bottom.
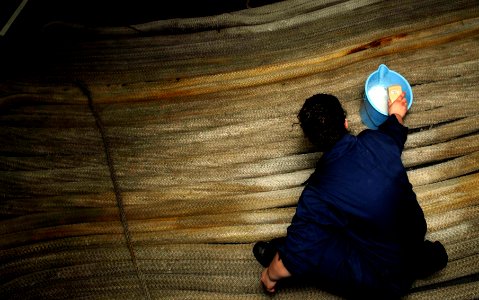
1, 0, 479, 299
75, 80, 152, 300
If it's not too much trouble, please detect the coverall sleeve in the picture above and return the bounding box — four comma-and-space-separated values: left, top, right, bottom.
277, 187, 349, 277
377, 115, 408, 152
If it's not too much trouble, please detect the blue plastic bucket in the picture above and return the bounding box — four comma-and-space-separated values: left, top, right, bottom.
360, 64, 413, 129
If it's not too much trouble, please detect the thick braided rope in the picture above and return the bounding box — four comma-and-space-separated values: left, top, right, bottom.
75, 80, 151, 300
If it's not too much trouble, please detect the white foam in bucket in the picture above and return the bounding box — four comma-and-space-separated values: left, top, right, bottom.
360, 64, 413, 129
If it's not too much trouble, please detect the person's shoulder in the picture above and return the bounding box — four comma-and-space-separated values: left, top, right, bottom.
356, 127, 399, 152
357, 128, 383, 140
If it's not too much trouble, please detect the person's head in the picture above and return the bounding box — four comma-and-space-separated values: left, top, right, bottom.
297, 93, 348, 151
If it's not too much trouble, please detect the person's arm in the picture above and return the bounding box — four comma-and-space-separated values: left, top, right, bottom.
259, 186, 348, 293
261, 252, 291, 293
377, 91, 409, 151
388, 91, 408, 125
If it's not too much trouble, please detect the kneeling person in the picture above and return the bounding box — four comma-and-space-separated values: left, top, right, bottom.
254, 93, 447, 299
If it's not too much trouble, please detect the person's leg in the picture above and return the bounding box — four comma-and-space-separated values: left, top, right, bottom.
415, 240, 448, 278
253, 237, 286, 267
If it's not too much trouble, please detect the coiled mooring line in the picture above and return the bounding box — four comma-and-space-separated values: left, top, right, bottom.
75, 80, 152, 300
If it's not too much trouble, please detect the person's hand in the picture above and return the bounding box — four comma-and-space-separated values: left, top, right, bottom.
388, 91, 407, 124
259, 252, 291, 293
261, 267, 278, 293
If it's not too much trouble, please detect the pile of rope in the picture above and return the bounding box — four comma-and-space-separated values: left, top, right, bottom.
1, 0, 478, 298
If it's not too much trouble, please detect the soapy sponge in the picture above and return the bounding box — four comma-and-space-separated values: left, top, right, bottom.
388, 85, 402, 102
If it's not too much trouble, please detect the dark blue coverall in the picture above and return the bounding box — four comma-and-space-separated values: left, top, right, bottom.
277, 115, 427, 298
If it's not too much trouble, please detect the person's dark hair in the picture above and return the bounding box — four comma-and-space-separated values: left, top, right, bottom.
297, 94, 348, 151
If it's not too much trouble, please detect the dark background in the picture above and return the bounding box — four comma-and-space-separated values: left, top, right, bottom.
0, 0, 283, 80
1, 0, 283, 37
